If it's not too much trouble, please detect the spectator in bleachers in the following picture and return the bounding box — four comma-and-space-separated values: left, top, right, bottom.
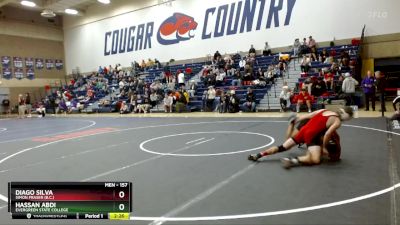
308, 36, 317, 61
149, 91, 159, 108
339, 51, 351, 72
129, 91, 138, 112
342, 72, 359, 106
278, 60, 286, 77
215, 69, 226, 86
279, 83, 291, 112
292, 38, 301, 58
187, 80, 197, 98
219, 90, 228, 113
300, 55, 311, 73
150, 79, 163, 95
137, 78, 145, 94
238, 56, 246, 71
243, 64, 254, 83
255, 68, 263, 80
163, 62, 171, 83
214, 88, 223, 112
254, 70, 267, 87
265, 65, 275, 85
334, 75, 344, 95
36, 101, 46, 117
263, 42, 272, 56
108, 64, 114, 73
174, 90, 187, 113
303, 77, 313, 95
140, 60, 146, 71
324, 69, 334, 91
331, 62, 340, 75
201, 90, 208, 112
224, 54, 234, 76
231, 70, 242, 86
319, 49, 329, 63
119, 79, 125, 92
117, 63, 123, 73
361, 70, 376, 111
204, 70, 216, 87
177, 70, 185, 88
213, 51, 221, 61
249, 45, 256, 58
137, 97, 151, 113
183, 89, 190, 104
132, 61, 140, 73
217, 56, 225, 69
119, 101, 129, 114
296, 87, 312, 113
311, 77, 327, 97
299, 38, 309, 56
163, 92, 173, 113
167, 77, 176, 91
206, 86, 216, 112
228, 90, 240, 113
242, 88, 256, 112
57, 98, 68, 114
146, 59, 155, 69
154, 58, 162, 69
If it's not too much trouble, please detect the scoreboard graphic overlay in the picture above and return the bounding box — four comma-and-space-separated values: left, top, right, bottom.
8, 182, 132, 220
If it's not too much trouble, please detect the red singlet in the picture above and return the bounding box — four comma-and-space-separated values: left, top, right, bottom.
293, 110, 333, 145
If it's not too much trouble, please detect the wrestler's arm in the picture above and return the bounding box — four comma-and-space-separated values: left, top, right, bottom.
323, 118, 341, 151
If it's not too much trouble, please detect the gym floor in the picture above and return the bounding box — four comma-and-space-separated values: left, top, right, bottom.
0, 114, 399, 225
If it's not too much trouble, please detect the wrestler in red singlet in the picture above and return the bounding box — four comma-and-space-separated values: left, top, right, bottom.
292, 109, 336, 145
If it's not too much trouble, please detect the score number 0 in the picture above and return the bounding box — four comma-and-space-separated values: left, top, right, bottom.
119, 191, 125, 211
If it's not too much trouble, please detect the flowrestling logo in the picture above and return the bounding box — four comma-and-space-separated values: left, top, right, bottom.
157, 12, 198, 45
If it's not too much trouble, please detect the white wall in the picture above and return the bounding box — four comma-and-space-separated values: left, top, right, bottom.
64, 0, 400, 74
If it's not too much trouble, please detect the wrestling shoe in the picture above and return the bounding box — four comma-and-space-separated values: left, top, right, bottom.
281, 158, 292, 169
248, 154, 260, 161
281, 157, 300, 169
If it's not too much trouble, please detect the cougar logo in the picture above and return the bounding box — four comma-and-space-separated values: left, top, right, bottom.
157, 13, 198, 45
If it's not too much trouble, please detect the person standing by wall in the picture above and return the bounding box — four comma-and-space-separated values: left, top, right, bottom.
375, 71, 387, 112
18, 94, 25, 119
25, 93, 32, 117
342, 72, 359, 106
361, 70, 376, 111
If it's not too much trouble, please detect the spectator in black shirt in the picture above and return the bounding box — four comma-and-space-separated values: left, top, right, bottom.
311, 77, 327, 97
213, 51, 221, 61
376, 71, 387, 112
2, 99, 10, 115
242, 88, 256, 112
249, 45, 256, 58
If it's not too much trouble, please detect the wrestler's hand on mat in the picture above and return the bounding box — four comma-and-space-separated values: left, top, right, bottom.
322, 147, 329, 156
